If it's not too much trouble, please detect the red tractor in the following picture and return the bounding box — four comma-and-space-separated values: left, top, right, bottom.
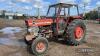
25, 3, 86, 55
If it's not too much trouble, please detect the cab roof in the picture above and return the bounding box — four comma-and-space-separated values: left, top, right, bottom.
49, 3, 78, 8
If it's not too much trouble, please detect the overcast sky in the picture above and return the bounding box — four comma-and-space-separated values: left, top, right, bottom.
0, 0, 99, 16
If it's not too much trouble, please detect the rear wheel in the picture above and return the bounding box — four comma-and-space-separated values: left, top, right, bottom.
67, 19, 86, 45
31, 37, 48, 55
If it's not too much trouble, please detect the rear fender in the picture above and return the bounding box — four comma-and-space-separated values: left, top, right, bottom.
67, 16, 82, 25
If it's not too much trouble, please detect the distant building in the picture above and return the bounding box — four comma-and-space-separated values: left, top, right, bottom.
5, 12, 15, 19
5, 12, 25, 20
0, 10, 6, 18
0, 10, 26, 19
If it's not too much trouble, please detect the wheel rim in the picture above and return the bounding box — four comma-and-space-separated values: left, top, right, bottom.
36, 42, 46, 53
75, 26, 84, 41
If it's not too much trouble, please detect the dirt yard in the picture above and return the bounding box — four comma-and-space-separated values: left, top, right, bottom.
0, 19, 100, 56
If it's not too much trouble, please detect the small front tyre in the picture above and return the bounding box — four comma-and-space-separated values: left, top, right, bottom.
31, 37, 48, 55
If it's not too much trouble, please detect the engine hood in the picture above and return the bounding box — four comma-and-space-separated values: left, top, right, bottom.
25, 18, 53, 27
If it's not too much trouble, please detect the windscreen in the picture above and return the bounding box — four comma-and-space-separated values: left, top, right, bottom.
70, 6, 78, 16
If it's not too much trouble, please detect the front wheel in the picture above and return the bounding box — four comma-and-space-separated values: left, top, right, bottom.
67, 19, 86, 46
31, 37, 48, 55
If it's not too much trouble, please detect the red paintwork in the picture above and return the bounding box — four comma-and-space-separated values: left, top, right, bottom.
25, 16, 81, 27
25, 18, 53, 27
75, 26, 84, 39
66, 16, 82, 25
71, 16, 82, 19
68, 16, 82, 20
36, 42, 45, 51
96, 19, 100, 21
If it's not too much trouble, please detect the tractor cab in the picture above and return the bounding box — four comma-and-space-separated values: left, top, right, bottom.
46, 3, 81, 35
47, 3, 80, 18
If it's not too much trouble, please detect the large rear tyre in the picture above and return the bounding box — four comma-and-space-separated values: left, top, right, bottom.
67, 19, 86, 46
31, 37, 48, 55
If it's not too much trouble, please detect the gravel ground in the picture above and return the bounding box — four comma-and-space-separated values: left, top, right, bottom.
0, 19, 100, 56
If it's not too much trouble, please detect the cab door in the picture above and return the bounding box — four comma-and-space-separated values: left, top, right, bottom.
56, 8, 67, 35
57, 17, 66, 35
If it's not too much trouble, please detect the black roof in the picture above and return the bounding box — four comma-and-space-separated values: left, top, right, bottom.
49, 3, 78, 8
